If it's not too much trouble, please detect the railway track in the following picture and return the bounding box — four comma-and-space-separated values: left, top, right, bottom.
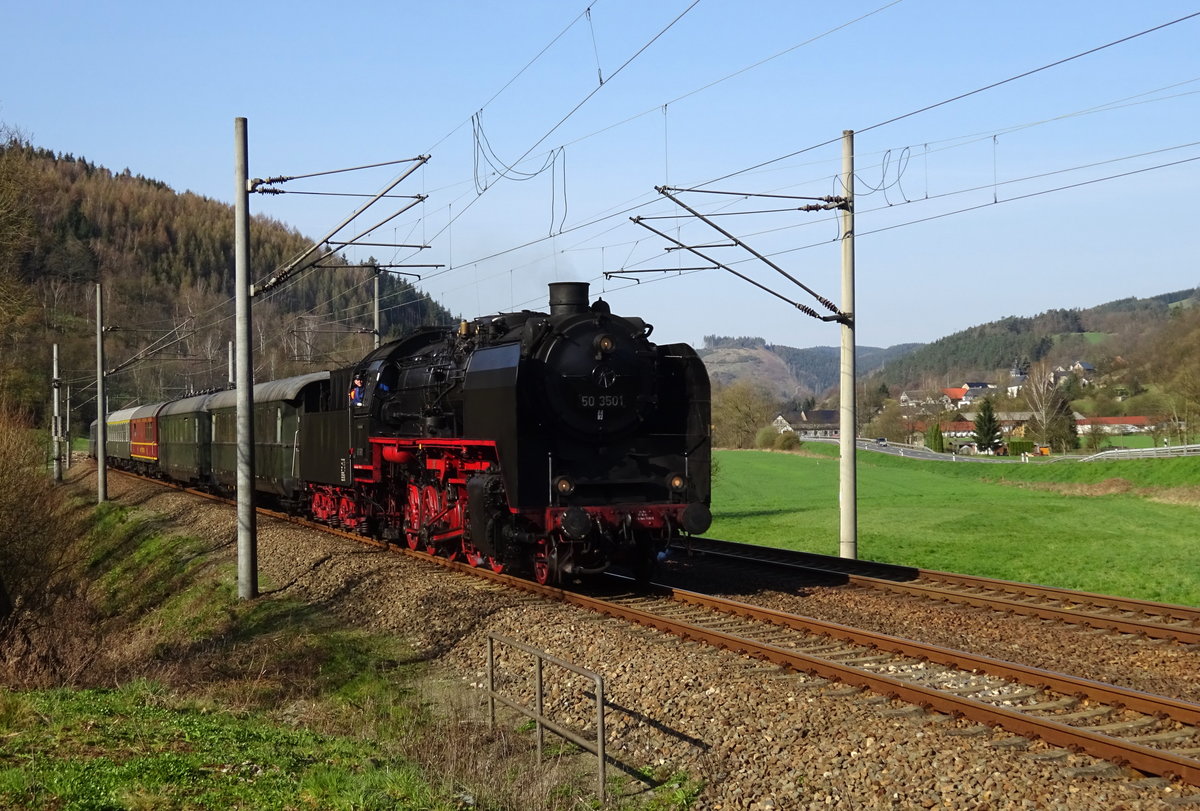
105, 470, 1200, 787
455, 565, 1200, 786
669, 536, 1200, 645
394, 551, 1200, 786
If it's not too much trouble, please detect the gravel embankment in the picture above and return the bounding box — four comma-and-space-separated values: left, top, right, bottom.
72, 466, 1200, 809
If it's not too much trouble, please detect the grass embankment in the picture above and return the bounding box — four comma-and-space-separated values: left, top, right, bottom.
0, 499, 697, 810
0, 502, 460, 810
710, 447, 1200, 606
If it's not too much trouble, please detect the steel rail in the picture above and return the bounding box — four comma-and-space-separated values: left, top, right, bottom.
493, 567, 1200, 784
673, 537, 1200, 644
585, 587, 1200, 785
660, 587, 1200, 725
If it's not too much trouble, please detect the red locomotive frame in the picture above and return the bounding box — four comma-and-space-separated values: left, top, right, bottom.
305, 435, 691, 584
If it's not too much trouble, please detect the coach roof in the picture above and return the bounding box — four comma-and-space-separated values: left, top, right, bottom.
205, 371, 329, 411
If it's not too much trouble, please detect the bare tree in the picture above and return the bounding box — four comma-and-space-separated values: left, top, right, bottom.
0, 128, 36, 272
1022, 361, 1057, 446
711, 380, 778, 448
864, 400, 908, 443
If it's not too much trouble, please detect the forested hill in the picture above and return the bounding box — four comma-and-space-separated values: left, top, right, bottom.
699, 335, 921, 398
868, 291, 1200, 389
0, 138, 452, 420
699, 287, 1200, 399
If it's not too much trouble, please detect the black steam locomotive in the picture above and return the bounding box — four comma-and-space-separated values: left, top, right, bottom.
93, 282, 712, 584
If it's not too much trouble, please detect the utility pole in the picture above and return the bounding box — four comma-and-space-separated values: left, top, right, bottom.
64, 384, 71, 470
51, 344, 62, 483
373, 265, 382, 350
95, 284, 107, 503
630, 141, 856, 557
839, 129, 857, 560
234, 117, 258, 600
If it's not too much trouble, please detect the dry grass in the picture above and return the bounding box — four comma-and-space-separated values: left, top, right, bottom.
0, 399, 97, 687
1028, 477, 1137, 496
401, 679, 606, 810
1008, 476, 1200, 506
1142, 486, 1200, 507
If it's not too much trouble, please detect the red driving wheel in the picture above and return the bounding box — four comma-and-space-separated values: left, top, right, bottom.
421, 485, 441, 556
404, 484, 421, 550
533, 538, 552, 585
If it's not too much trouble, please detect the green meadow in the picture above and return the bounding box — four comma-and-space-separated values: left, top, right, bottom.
709, 447, 1200, 606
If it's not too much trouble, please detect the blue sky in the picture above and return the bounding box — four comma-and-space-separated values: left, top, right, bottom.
4, 1, 1198, 350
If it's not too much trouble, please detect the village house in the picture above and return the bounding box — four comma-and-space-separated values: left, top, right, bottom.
899, 390, 950, 410
772, 409, 840, 437
941, 387, 967, 408
957, 411, 1037, 438
1076, 416, 1152, 434
960, 382, 997, 405
1052, 362, 1095, 387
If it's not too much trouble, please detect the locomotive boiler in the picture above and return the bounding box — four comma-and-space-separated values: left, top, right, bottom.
301, 281, 712, 583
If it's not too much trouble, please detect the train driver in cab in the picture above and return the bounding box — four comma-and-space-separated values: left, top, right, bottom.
348, 375, 365, 406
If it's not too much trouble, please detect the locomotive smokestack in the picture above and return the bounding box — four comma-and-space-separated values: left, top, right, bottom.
548, 282, 590, 315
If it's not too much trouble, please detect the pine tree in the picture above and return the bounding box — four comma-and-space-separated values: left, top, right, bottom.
925, 422, 945, 453
973, 398, 1002, 453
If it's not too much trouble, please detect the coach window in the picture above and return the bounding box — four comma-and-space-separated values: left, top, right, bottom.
276, 407, 283, 444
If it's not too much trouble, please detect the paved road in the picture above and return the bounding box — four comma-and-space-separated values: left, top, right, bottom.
800, 436, 1200, 463
798, 436, 1027, 463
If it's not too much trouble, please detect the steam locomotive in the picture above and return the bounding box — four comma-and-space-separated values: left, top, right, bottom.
91, 282, 712, 584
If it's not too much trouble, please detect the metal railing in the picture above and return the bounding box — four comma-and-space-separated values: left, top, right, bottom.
1080, 443, 1200, 461
485, 632, 607, 802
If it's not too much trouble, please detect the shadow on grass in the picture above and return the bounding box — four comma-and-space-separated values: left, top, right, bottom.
712, 508, 809, 520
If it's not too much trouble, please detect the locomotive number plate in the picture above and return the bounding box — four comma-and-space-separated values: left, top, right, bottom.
579, 394, 625, 408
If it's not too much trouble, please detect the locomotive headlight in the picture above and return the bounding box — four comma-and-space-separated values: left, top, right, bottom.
667, 473, 687, 493
594, 334, 616, 354
554, 476, 575, 496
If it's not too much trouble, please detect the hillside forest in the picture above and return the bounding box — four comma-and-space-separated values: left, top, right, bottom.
0, 133, 452, 429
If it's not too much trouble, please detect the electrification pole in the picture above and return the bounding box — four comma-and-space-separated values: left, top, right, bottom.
52, 344, 62, 483
839, 129, 858, 560
373, 265, 382, 350
234, 117, 258, 599
95, 284, 107, 503
64, 384, 71, 470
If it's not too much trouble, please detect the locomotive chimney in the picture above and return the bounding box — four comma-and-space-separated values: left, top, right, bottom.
548, 282, 590, 315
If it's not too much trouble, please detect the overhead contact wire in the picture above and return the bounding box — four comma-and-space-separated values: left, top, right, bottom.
698, 10, 1200, 188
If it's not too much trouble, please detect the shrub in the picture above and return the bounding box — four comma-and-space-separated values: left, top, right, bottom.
754, 426, 779, 449
0, 398, 86, 681
774, 431, 802, 451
